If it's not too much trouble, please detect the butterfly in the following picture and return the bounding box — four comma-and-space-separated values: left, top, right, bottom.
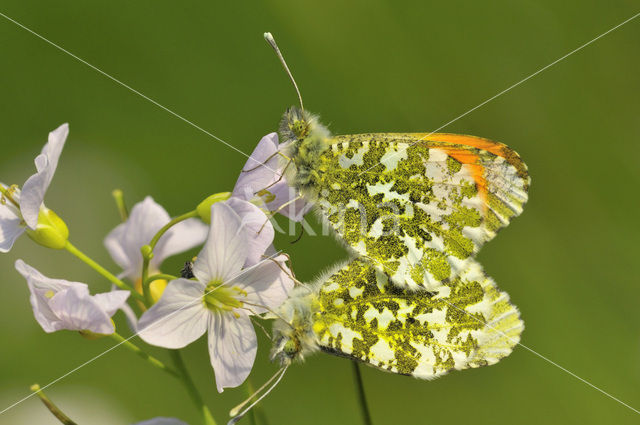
264, 41, 529, 291
278, 109, 529, 290
227, 35, 529, 423
271, 256, 523, 378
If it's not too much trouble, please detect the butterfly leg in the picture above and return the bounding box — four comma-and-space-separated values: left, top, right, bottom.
258, 194, 305, 234
256, 157, 293, 193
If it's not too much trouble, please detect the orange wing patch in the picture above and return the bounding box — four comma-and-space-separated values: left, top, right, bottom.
438, 146, 489, 212
419, 133, 529, 190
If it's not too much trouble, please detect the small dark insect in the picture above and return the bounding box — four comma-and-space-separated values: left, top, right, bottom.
180, 260, 195, 279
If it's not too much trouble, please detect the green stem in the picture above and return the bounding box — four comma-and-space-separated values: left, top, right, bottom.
64, 241, 146, 303
144, 273, 178, 286
141, 210, 199, 304
109, 333, 179, 377
151, 210, 199, 250
352, 361, 373, 425
111, 189, 128, 221
30, 384, 77, 425
141, 256, 153, 305
170, 350, 217, 425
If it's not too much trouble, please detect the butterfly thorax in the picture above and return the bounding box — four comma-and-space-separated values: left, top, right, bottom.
270, 285, 320, 366
278, 107, 332, 198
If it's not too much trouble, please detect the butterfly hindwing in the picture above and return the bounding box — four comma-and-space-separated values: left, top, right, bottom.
314, 133, 529, 289
310, 257, 523, 379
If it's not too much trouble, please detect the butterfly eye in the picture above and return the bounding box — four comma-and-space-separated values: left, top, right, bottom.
283, 338, 299, 357
290, 119, 308, 139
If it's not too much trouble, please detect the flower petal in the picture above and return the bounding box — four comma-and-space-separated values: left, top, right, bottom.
192, 203, 247, 283
225, 198, 273, 266
234, 257, 294, 313
21, 123, 69, 229
104, 196, 171, 280
153, 217, 208, 266
137, 278, 208, 349
232, 133, 311, 221
49, 287, 115, 334
0, 201, 25, 253
265, 182, 313, 222
134, 418, 189, 425
207, 313, 257, 392
93, 290, 130, 317
15, 259, 87, 333
232, 133, 281, 202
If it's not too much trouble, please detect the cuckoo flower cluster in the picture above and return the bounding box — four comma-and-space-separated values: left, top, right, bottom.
1, 126, 307, 423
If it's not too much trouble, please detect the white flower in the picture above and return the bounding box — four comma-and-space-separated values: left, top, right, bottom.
134, 418, 188, 425
15, 259, 129, 334
104, 196, 208, 281
224, 197, 274, 267
138, 202, 293, 392
232, 133, 311, 222
0, 184, 24, 252
0, 124, 68, 252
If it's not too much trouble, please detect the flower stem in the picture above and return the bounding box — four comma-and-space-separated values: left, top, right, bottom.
170, 349, 217, 425
111, 189, 128, 221
109, 333, 179, 377
141, 210, 199, 304
151, 210, 199, 250
64, 241, 146, 303
30, 384, 77, 425
351, 361, 373, 425
144, 273, 178, 286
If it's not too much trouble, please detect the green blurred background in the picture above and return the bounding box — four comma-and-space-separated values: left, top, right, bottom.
1, 1, 639, 424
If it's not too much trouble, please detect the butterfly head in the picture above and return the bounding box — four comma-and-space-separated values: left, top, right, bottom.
277, 107, 331, 193
270, 286, 319, 366
278, 106, 329, 145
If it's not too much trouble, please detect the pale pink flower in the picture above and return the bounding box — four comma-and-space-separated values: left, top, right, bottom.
232, 133, 311, 222
138, 202, 293, 392
0, 124, 68, 252
15, 259, 129, 334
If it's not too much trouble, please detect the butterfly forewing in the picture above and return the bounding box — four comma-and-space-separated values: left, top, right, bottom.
314, 133, 529, 289
311, 258, 523, 378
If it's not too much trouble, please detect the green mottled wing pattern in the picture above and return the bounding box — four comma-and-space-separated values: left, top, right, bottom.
310, 258, 523, 378
314, 133, 529, 289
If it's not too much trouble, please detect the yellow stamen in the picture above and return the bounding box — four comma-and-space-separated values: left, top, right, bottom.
0, 184, 20, 208
203, 280, 246, 313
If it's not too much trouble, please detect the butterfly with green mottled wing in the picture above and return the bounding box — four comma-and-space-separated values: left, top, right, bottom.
278, 106, 529, 290
271, 256, 523, 378
263, 37, 528, 291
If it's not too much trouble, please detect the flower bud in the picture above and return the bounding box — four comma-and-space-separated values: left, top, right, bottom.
141, 244, 154, 260
196, 192, 231, 223
26, 207, 69, 250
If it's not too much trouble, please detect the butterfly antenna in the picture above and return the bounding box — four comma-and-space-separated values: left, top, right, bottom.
228, 365, 289, 425
264, 32, 304, 111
